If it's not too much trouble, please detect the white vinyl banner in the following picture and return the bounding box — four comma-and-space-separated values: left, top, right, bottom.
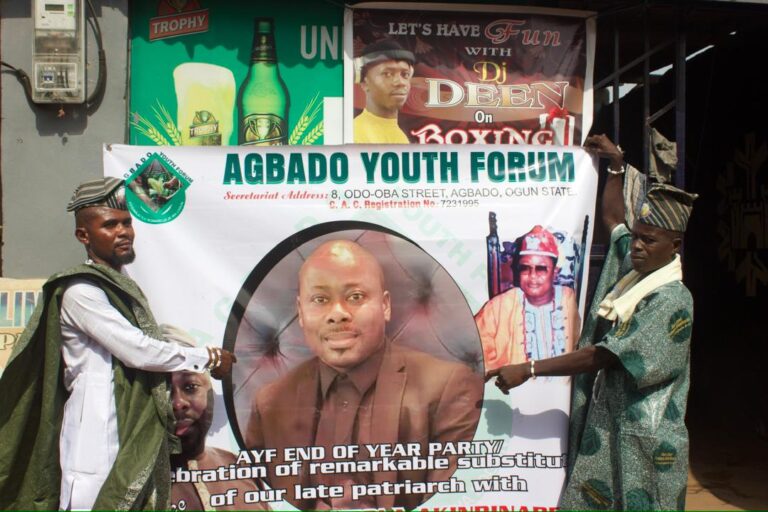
104, 144, 597, 511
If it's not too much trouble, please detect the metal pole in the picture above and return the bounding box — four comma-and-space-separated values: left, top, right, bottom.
675, 5, 687, 189
613, 16, 620, 144
643, 2, 651, 174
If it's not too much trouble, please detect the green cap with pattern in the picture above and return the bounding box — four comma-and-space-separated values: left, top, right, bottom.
636, 183, 698, 232
66, 177, 127, 212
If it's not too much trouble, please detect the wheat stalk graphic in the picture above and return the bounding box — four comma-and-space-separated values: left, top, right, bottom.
300, 121, 324, 145
289, 92, 324, 145
130, 100, 181, 146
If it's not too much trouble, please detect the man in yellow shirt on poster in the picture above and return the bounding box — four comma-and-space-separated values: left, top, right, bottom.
354, 39, 415, 144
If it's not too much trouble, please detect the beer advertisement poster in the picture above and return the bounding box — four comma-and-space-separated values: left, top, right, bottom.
129, 1, 343, 146
105, 144, 598, 510
0, 278, 45, 376
345, 3, 595, 145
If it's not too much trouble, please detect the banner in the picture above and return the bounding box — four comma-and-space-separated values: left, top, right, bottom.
104, 144, 597, 510
0, 278, 45, 376
345, 3, 595, 145
129, 1, 343, 146
129, 2, 593, 149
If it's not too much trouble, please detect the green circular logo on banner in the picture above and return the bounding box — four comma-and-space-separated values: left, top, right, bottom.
124, 152, 191, 224
126, 188, 186, 224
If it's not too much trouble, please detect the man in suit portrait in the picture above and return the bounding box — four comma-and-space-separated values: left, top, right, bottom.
245, 240, 483, 511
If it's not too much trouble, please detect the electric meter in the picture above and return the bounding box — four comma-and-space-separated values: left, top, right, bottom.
32, 0, 85, 104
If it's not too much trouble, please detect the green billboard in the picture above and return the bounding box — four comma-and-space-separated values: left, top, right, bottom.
129, 1, 343, 146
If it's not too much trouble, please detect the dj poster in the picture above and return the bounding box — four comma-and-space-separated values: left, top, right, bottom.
345, 3, 595, 146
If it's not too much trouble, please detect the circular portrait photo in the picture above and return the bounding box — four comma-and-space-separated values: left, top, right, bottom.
224, 222, 484, 510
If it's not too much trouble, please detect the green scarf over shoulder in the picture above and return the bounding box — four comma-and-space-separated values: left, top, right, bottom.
0, 263, 178, 510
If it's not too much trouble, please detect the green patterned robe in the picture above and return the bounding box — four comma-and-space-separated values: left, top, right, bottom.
0, 263, 176, 510
562, 225, 693, 510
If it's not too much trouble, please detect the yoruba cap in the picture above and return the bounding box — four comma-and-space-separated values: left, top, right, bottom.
636, 183, 698, 232
66, 177, 127, 212
519, 225, 559, 260
357, 39, 415, 82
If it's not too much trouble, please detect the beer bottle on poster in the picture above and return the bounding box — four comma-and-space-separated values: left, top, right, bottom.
238, 18, 290, 145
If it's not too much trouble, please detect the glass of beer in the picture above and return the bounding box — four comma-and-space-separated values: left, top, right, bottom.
173, 63, 236, 146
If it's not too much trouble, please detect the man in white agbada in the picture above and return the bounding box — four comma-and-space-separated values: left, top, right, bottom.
0, 178, 236, 511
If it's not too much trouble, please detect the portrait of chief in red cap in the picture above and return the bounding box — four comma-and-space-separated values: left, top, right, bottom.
475, 225, 581, 371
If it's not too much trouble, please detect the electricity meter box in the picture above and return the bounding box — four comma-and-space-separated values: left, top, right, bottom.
32, 0, 85, 104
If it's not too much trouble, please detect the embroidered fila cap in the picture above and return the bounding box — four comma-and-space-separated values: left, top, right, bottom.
519, 225, 559, 260
637, 183, 698, 233
67, 177, 127, 212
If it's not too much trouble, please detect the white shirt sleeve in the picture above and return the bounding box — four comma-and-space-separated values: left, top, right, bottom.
60, 279, 210, 372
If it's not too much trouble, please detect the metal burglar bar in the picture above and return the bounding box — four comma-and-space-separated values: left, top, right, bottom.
612, 16, 620, 144
585, 1, 688, 301
674, 6, 686, 190
643, 4, 651, 174
594, 3, 686, 182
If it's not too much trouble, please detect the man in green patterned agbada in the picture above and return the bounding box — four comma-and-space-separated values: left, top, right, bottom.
487, 134, 697, 510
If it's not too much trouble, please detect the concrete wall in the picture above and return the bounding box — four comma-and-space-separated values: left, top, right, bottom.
1, 0, 128, 277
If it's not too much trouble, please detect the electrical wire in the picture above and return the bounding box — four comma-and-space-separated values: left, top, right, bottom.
0, 60, 33, 104
85, 0, 107, 111
0, 0, 106, 112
